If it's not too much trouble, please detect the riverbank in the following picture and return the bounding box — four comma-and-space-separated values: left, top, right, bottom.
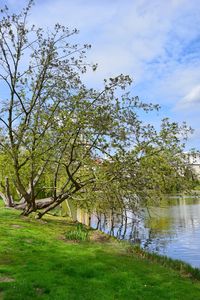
0, 206, 200, 299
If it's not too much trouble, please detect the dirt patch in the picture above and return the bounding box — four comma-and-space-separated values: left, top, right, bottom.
23, 239, 34, 244
0, 257, 13, 265
11, 224, 23, 229
0, 277, 15, 283
58, 235, 80, 244
0, 291, 4, 300
35, 287, 45, 295
36, 219, 48, 225
90, 231, 111, 243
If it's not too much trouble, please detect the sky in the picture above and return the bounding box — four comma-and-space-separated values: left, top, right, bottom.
1, 0, 200, 149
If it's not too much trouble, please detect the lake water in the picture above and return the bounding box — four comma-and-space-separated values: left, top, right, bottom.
90, 196, 200, 268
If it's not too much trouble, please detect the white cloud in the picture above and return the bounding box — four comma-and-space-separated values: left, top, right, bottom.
3, 0, 197, 90
27, 1, 196, 77
1, 0, 200, 148
176, 85, 200, 110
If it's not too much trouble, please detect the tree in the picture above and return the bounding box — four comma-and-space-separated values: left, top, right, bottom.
0, 1, 193, 218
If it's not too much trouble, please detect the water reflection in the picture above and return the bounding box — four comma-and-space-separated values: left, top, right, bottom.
88, 197, 200, 268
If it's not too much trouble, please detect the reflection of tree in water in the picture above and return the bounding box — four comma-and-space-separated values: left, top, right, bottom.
141, 228, 175, 253
85, 198, 200, 267
92, 209, 142, 241
91, 208, 177, 254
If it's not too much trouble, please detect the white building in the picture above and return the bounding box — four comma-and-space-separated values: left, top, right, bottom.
185, 153, 200, 178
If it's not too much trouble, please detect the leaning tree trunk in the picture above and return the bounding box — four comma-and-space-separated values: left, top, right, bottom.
0, 177, 15, 207
0, 191, 9, 206
0, 175, 77, 219
5, 177, 15, 207
17, 197, 55, 215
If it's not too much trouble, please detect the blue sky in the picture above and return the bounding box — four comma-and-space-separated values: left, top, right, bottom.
2, 0, 200, 149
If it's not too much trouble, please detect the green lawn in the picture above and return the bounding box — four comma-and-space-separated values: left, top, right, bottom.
0, 205, 200, 300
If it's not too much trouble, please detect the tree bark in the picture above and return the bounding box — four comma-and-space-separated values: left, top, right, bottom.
5, 177, 14, 207
14, 197, 54, 210
0, 191, 9, 206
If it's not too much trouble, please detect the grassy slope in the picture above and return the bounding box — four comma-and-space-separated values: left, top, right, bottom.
0, 206, 200, 299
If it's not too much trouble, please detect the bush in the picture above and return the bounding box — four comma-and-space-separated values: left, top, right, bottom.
65, 224, 89, 241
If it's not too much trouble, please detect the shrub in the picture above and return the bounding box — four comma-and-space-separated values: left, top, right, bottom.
65, 224, 89, 241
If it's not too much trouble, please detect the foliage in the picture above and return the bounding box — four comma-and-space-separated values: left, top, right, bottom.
0, 1, 195, 217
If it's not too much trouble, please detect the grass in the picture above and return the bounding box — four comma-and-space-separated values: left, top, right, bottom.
0, 204, 200, 299
130, 245, 200, 280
